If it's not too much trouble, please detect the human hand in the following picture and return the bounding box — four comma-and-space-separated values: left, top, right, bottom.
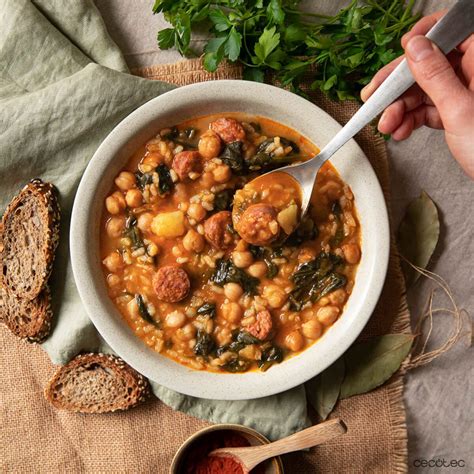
361, 11, 474, 179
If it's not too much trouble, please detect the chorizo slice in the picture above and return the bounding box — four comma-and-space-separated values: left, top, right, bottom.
203, 211, 234, 249
172, 151, 203, 181
152, 265, 190, 303
210, 118, 246, 144
246, 310, 273, 341
236, 203, 280, 246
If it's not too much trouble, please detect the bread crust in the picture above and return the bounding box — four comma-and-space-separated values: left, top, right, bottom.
0, 286, 52, 343
44, 353, 150, 413
0, 179, 60, 300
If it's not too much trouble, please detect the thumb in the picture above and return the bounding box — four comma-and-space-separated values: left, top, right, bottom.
405, 35, 467, 119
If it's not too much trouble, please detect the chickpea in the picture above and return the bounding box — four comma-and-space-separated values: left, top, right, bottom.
284, 330, 304, 352
263, 284, 288, 309
221, 302, 243, 323
187, 203, 207, 222
177, 323, 197, 341
328, 289, 347, 305
302, 320, 323, 340
224, 282, 243, 301
105, 191, 126, 215
212, 164, 231, 183
215, 326, 232, 346
106, 216, 125, 238
198, 130, 222, 159
342, 243, 361, 264
247, 261, 267, 278
102, 252, 123, 273
232, 251, 253, 269
114, 171, 136, 191
137, 212, 154, 232
125, 188, 143, 208
317, 306, 340, 326
165, 311, 186, 328
200, 171, 215, 188
107, 274, 121, 287
182, 229, 205, 253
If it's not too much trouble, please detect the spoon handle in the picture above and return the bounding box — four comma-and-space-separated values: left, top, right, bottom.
245, 418, 347, 470
316, 0, 474, 164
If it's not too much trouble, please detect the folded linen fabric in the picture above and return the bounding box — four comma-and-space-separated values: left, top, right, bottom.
0, 0, 309, 439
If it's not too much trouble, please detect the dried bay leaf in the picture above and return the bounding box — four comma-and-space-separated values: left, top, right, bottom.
340, 334, 414, 399
305, 357, 345, 420
397, 191, 440, 286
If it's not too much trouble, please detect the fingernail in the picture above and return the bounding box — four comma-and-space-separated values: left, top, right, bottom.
361, 83, 373, 101
378, 110, 388, 129
406, 36, 435, 62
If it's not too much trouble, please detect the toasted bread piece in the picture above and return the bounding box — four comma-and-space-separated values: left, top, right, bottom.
45, 353, 150, 413
1, 179, 60, 300
0, 286, 52, 342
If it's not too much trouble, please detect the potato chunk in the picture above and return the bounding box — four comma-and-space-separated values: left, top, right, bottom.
277, 204, 298, 235
151, 211, 185, 238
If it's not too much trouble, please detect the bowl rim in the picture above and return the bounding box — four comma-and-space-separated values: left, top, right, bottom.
70, 79, 390, 400
169, 423, 284, 474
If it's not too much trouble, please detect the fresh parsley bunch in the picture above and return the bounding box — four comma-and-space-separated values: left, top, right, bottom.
153, 0, 419, 101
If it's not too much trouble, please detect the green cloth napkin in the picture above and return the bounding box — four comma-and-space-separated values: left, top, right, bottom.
0, 0, 309, 439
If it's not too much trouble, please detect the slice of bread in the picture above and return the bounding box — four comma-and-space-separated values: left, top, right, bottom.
1, 179, 60, 300
0, 286, 52, 343
44, 353, 150, 413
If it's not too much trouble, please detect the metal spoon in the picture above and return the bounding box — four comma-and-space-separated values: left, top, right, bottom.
209, 418, 346, 474
243, 0, 474, 218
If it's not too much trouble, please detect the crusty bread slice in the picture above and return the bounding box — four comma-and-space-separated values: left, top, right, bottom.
44, 353, 150, 413
0, 286, 52, 343
1, 179, 60, 300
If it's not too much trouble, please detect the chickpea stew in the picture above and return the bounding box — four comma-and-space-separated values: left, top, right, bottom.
101, 114, 361, 373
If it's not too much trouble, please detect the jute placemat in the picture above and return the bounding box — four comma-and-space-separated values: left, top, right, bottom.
0, 58, 411, 473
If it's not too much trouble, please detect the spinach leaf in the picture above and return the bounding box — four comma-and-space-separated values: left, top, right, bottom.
330, 201, 344, 247
193, 330, 216, 356
258, 343, 283, 371
124, 216, 144, 249
211, 259, 259, 294
135, 171, 154, 191
161, 126, 179, 140
196, 302, 216, 318
222, 357, 250, 373
156, 163, 174, 195
289, 252, 347, 310
135, 294, 159, 327
219, 141, 244, 174
213, 189, 234, 212
248, 245, 281, 279
217, 329, 260, 355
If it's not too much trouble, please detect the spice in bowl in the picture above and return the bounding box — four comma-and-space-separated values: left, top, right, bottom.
180, 430, 268, 474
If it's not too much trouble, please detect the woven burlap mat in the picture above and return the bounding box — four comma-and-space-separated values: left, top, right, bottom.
0, 59, 411, 473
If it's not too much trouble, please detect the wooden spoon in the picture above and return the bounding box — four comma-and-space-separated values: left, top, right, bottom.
210, 418, 347, 473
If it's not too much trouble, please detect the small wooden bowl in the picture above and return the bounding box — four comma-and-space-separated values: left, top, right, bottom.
170, 424, 284, 473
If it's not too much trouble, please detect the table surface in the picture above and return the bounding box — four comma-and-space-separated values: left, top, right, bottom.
95, 0, 473, 470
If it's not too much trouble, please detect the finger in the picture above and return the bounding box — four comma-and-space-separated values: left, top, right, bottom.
405, 36, 468, 117
360, 56, 404, 101
391, 105, 444, 141
458, 34, 474, 54
401, 11, 446, 48
460, 42, 474, 89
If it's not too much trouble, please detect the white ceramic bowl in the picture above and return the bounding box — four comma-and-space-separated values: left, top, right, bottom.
71, 80, 389, 401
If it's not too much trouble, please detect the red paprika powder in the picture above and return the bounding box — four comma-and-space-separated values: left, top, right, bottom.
181, 430, 267, 474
